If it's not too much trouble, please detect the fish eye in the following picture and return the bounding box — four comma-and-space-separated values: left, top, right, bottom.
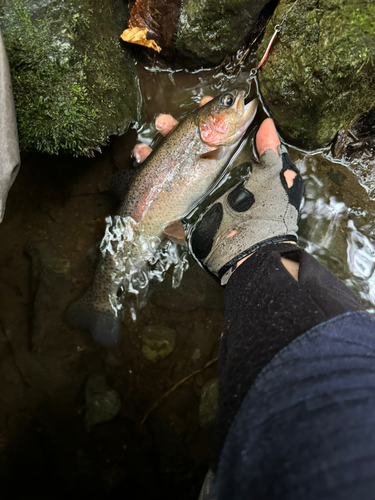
219, 94, 234, 108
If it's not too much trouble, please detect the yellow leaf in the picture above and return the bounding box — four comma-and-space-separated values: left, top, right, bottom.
120, 27, 162, 53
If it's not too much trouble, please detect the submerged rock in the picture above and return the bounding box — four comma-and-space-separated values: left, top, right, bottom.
0, 0, 139, 156
199, 378, 218, 428
84, 373, 122, 431
141, 325, 177, 362
176, 0, 270, 67
26, 241, 71, 351
257, 0, 375, 150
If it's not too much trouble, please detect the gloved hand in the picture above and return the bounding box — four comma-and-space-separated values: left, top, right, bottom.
133, 106, 304, 286
190, 119, 304, 284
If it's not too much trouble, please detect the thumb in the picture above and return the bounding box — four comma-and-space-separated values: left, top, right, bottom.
256, 118, 281, 156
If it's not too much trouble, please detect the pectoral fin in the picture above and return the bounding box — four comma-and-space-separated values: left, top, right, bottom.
163, 220, 186, 245
200, 147, 224, 161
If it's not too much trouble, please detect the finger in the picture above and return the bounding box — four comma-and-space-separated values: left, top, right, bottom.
256, 119, 299, 188
200, 95, 213, 107
133, 143, 152, 163
255, 118, 280, 156
284, 170, 297, 188
155, 114, 178, 136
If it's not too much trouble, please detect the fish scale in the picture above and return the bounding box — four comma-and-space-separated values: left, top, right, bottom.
67, 90, 258, 346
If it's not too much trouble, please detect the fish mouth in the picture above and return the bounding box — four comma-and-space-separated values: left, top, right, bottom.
238, 96, 259, 130
234, 90, 258, 124
235, 90, 246, 115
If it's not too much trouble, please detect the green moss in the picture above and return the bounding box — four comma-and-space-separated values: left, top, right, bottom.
257, 0, 375, 149
0, 0, 139, 156
346, 5, 375, 34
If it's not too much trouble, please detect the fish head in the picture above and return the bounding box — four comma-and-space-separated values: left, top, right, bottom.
198, 90, 258, 148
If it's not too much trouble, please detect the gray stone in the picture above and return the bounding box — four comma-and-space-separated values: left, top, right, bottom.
257, 0, 375, 150
176, 0, 269, 67
141, 325, 177, 362
84, 373, 122, 431
0, 0, 139, 156
199, 378, 218, 428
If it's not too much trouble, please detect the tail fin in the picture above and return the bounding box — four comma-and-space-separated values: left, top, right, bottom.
66, 290, 121, 347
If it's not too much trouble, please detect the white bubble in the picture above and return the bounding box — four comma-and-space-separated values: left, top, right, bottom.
98, 216, 189, 316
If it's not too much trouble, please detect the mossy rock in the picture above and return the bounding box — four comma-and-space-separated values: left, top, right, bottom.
257, 0, 375, 150
176, 0, 269, 67
0, 0, 139, 156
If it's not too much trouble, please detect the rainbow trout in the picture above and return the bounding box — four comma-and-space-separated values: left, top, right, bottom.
68, 90, 258, 345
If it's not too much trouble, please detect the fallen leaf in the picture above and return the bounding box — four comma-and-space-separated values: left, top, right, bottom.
120, 27, 162, 53
123, 0, 181, 58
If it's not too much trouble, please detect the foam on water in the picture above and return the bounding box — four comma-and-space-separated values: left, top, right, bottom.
99, 215, 189, 314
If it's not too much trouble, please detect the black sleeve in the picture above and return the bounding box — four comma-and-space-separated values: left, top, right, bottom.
215, 311, 375, 500
214, 243, 364, 463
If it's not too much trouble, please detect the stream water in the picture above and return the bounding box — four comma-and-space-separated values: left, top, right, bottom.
0, 56, 374, 499
137, 62, 375, 309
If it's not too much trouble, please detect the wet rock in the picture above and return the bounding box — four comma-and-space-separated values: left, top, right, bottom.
84, 373, 122, 431
176, 0, 270, 67
152, 262, 223, 312
0, 0, 139, 156
26, 240, 71, 351
199, 378, 218, 428
258, 0, 375, 150
141, 325, 177, 362
331, 109, 375, 197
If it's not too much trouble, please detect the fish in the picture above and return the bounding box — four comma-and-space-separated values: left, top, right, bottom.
0, 29, 21, 223
67, 90, 258, 346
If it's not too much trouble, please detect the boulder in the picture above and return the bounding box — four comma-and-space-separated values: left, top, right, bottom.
257, 0, 375, 150
176, 0, 270, 67
0, 0, 139, 156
